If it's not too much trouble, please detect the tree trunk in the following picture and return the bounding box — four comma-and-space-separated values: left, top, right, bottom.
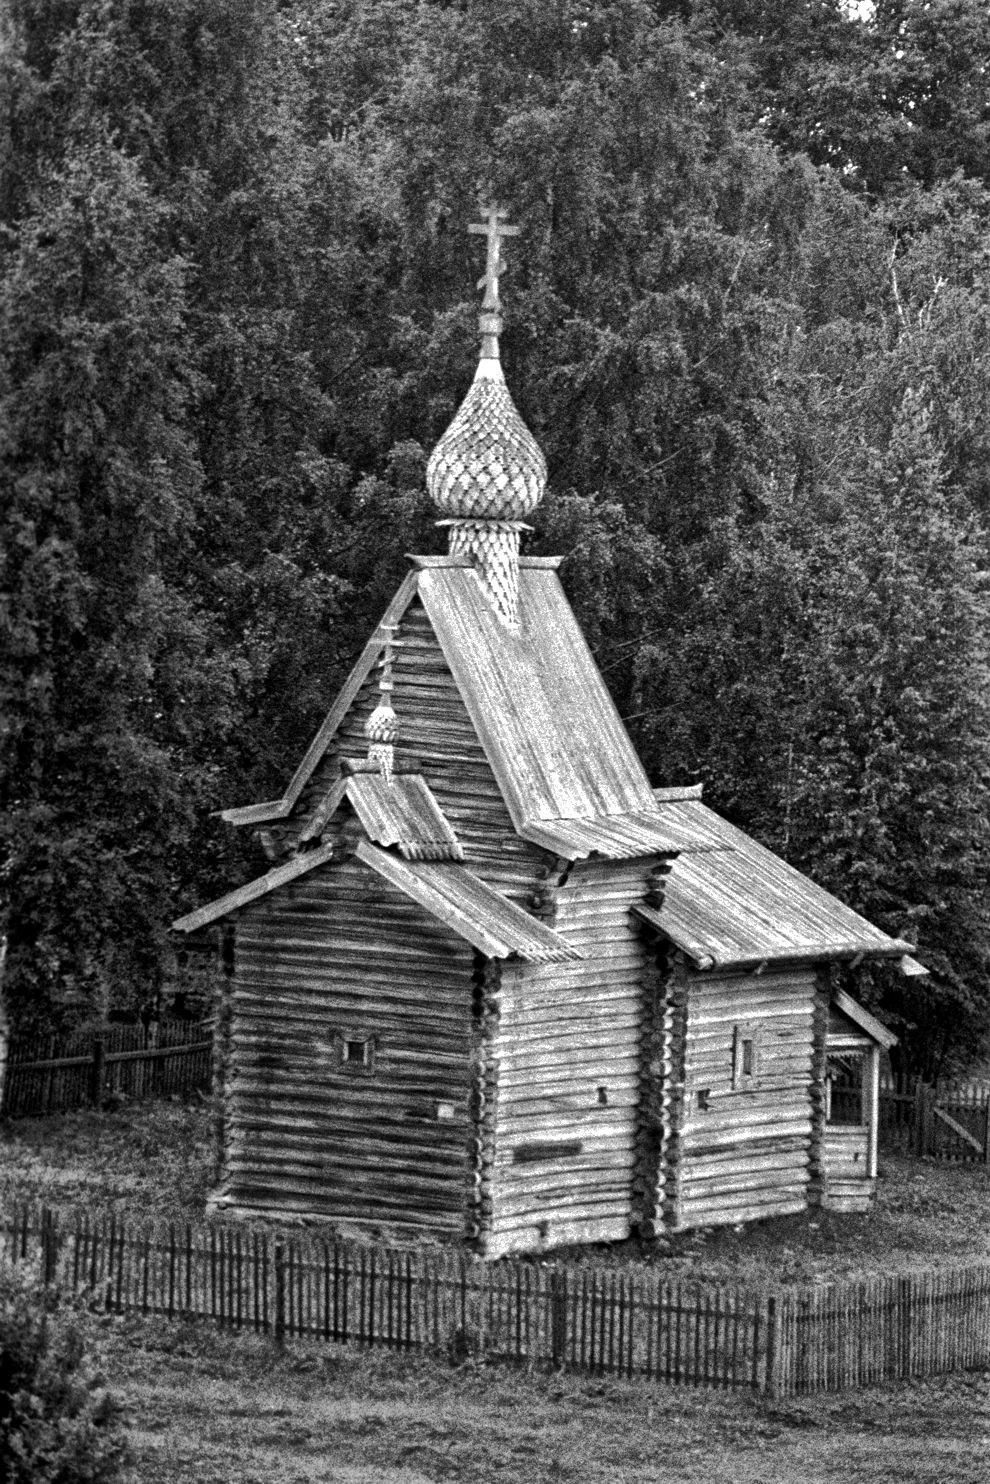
0, 935, 9, 1116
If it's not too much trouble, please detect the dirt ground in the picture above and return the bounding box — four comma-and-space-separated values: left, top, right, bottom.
100, 1316, 990, 1484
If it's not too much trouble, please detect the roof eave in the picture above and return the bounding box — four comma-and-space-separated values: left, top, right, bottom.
631, 904, 915, 973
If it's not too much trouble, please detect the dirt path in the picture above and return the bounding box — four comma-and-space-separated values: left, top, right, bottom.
102, 1319, 990, 1484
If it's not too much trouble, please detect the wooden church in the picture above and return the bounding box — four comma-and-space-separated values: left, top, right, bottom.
174, 210, 924, 1257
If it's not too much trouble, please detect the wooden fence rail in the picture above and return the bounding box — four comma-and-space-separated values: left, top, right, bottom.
2, 1204, 989, 1395
1, 1022, 213, 1119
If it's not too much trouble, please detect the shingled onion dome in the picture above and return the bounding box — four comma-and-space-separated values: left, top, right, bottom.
426, 208, 547, 626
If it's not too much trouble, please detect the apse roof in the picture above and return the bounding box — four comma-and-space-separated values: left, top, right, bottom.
633, 796, 917, 971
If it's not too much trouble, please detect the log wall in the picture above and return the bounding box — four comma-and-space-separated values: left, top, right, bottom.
485, 860, 652, 1258
218, 855, 476, 1236
672, 966, 816, 1229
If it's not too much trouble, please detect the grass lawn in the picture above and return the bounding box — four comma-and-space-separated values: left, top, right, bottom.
96, 1315, 990, 1484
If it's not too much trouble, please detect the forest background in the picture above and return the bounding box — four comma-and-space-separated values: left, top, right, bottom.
3, 0, 990, 1080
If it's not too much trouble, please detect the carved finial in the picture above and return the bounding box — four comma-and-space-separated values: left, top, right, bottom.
364, 626, 398, 783
468, 205, 520, 361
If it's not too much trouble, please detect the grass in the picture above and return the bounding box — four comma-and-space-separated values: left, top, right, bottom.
0, 1099, 213, 1220
89, 1314, 990, 1484
3, 1100, 990, 1286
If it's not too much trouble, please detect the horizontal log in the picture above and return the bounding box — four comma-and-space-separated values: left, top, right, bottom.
680, 1154, 811, 1193
223, 1185, 465, 1231
681, 1118, 811, 1155
492, 1190, 633, 1226
229, 1137, 467, 1178
675, 1137, 809, 1177
227, 1157, 467, 1208
230, 1069, 471, 1103
495, 1050, 641, 1084
231, 1113, 469, 1153
499, 983, 642, 1015
493, 1028, 642, 1065
686, 1005, 815, 1034
484, 1215, 630, 1257
494, 1105, 637, 1136
495, 1130, 637, 1168
233, 1020, 470, 1056
674, 1196, 808, 1231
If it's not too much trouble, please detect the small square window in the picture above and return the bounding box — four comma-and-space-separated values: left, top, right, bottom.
333, 1032, 376, 1074
696, 1088, 712, 1112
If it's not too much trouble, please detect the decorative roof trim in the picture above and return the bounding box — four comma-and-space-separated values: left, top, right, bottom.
831, 988, 898, 1049
172, 842, 337, 933
220, 572, 419, 828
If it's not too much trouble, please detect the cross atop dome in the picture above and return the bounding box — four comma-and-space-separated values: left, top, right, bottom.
468, 206, 520, 314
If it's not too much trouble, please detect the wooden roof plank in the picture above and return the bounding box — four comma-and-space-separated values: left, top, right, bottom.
418, 567, 657, 828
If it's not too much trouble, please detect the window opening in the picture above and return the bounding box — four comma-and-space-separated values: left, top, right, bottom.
826, 1053, 866, 1125
334, 1032, 376, 1073
732, 1022, 762, 1089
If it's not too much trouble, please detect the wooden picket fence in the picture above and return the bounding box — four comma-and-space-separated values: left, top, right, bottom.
2, 1203, 989, 1395
1, 1022, 213, 1119
877, 1076, 990, 1163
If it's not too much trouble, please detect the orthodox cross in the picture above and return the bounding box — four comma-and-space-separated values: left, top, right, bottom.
468, 206, 520, 312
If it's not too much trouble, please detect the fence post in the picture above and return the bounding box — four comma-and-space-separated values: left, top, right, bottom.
898, 1272, 913, 1379
983, 1099, 990, 1167
914, 1082, 933, 1157
274, 1240, 286, 1351
90, 1034, 106, 1108
550, 1269, 567, 1370
764, 1294, 780, 1397
41, 1207, 59, 1287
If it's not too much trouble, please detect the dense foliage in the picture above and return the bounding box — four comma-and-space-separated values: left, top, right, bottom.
2, 0, 990, 1076
0, 1267, 126, 1484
